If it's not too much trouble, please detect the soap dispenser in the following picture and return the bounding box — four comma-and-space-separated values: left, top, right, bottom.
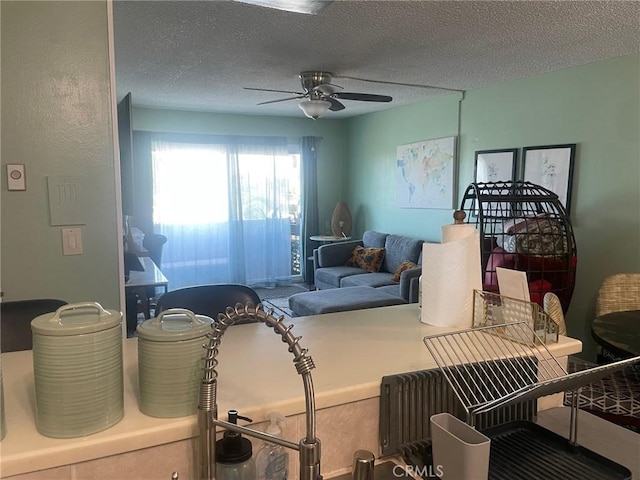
255, 412, 289, 480
215, 410, 256, 480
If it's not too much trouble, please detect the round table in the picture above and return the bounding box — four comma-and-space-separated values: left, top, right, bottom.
591, 310, 640, 358
309, 235, 352, 243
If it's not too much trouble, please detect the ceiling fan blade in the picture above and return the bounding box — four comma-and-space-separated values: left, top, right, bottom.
312, 83, 343, 95
244, 87, 305, 95
234, 0, 332, 15
257, 96, 304, 105
334, 92, 392, 102
327, 98, 345, 112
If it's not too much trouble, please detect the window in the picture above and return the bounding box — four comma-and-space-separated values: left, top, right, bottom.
151, 138, 301, 289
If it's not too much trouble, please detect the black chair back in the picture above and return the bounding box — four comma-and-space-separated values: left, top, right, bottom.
155, 284, 261, 324
1, 299, 68, 352
143, 234, 168, 268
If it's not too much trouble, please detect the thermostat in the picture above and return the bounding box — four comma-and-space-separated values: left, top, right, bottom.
7, 164, 26, 191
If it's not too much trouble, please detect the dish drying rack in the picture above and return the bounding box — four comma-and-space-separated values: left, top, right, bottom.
423, 321, 640, 445
473, 289, 559, 344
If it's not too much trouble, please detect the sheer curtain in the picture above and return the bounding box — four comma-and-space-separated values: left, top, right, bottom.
150, 136, 297, 289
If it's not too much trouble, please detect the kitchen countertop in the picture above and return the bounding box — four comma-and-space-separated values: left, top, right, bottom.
0, 304, 582, 477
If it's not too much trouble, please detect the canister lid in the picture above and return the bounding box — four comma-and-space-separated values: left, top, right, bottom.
137, 308, 213, 341
31, 302, 122, 336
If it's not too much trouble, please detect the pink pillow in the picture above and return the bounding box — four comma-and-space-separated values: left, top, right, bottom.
484, 247, 516, 288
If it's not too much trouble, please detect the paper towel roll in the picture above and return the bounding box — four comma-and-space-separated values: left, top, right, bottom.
421, 223, 482, 327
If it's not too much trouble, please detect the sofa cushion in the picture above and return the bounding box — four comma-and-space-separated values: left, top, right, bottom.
346, 246, 386, 273
288, 286, 406, 317
376, 284, 404, 299
315, 265, 364, 289
363, 230, 389, 249
316, 239, 363, 268
382, 235, 423, 274
392, 260, 419, 282
341, 272, 395, 288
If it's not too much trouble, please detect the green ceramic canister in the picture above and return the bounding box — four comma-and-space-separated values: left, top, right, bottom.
31, 302, 124, 438
137, 309, 213, 418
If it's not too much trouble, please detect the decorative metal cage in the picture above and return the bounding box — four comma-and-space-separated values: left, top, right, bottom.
459, 181, 577, 312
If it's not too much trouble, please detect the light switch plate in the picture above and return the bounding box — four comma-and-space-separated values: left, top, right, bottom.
62, 228, 83, 255
7, 164, 26, 190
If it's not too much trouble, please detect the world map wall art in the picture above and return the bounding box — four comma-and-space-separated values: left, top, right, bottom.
396, 136, 456, 209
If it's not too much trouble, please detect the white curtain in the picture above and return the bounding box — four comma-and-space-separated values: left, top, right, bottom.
151, 138, 298, 289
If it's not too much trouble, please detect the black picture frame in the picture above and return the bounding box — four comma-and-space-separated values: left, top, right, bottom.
473, 148, 518, 184
522, 144, 576, 214
473, 148, 518, 217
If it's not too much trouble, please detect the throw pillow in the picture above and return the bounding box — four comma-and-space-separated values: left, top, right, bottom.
392, 260, 418, 282
346, 246, 386, 273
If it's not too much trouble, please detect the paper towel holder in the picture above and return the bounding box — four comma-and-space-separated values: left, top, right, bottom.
453, 210, 466, 224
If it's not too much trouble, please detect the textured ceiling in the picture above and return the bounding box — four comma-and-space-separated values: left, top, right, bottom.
113, 1, 640, 119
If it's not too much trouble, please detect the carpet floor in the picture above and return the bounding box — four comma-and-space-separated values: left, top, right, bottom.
262, 297, 295, 318
254, 283, 309, 317
254, 283, 309, 300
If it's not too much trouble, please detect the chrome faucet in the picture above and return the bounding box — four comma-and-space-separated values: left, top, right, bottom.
197, 303, 322, 480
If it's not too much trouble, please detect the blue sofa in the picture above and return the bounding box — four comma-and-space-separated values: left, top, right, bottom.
313, 231, 423, 303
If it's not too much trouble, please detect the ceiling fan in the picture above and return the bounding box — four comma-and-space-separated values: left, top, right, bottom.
244, 71, 392, 119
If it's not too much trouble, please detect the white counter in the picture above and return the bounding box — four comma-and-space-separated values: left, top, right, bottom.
0, 304, 582, 478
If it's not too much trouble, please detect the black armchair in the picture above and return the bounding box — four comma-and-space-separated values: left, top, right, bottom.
142, 233, 168, 268
155, 284, 261, 325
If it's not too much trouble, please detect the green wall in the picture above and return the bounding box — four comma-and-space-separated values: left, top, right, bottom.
1, 1, 120, 309
131, 107, 350, 231
346, 54, 640, 358
345, 94, 463, 240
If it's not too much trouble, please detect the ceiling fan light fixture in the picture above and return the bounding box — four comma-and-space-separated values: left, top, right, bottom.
299, 99, 331, 119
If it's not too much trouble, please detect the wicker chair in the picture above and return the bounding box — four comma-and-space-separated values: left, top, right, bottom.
596, 273, 640, 317
595, 273, 640, 363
